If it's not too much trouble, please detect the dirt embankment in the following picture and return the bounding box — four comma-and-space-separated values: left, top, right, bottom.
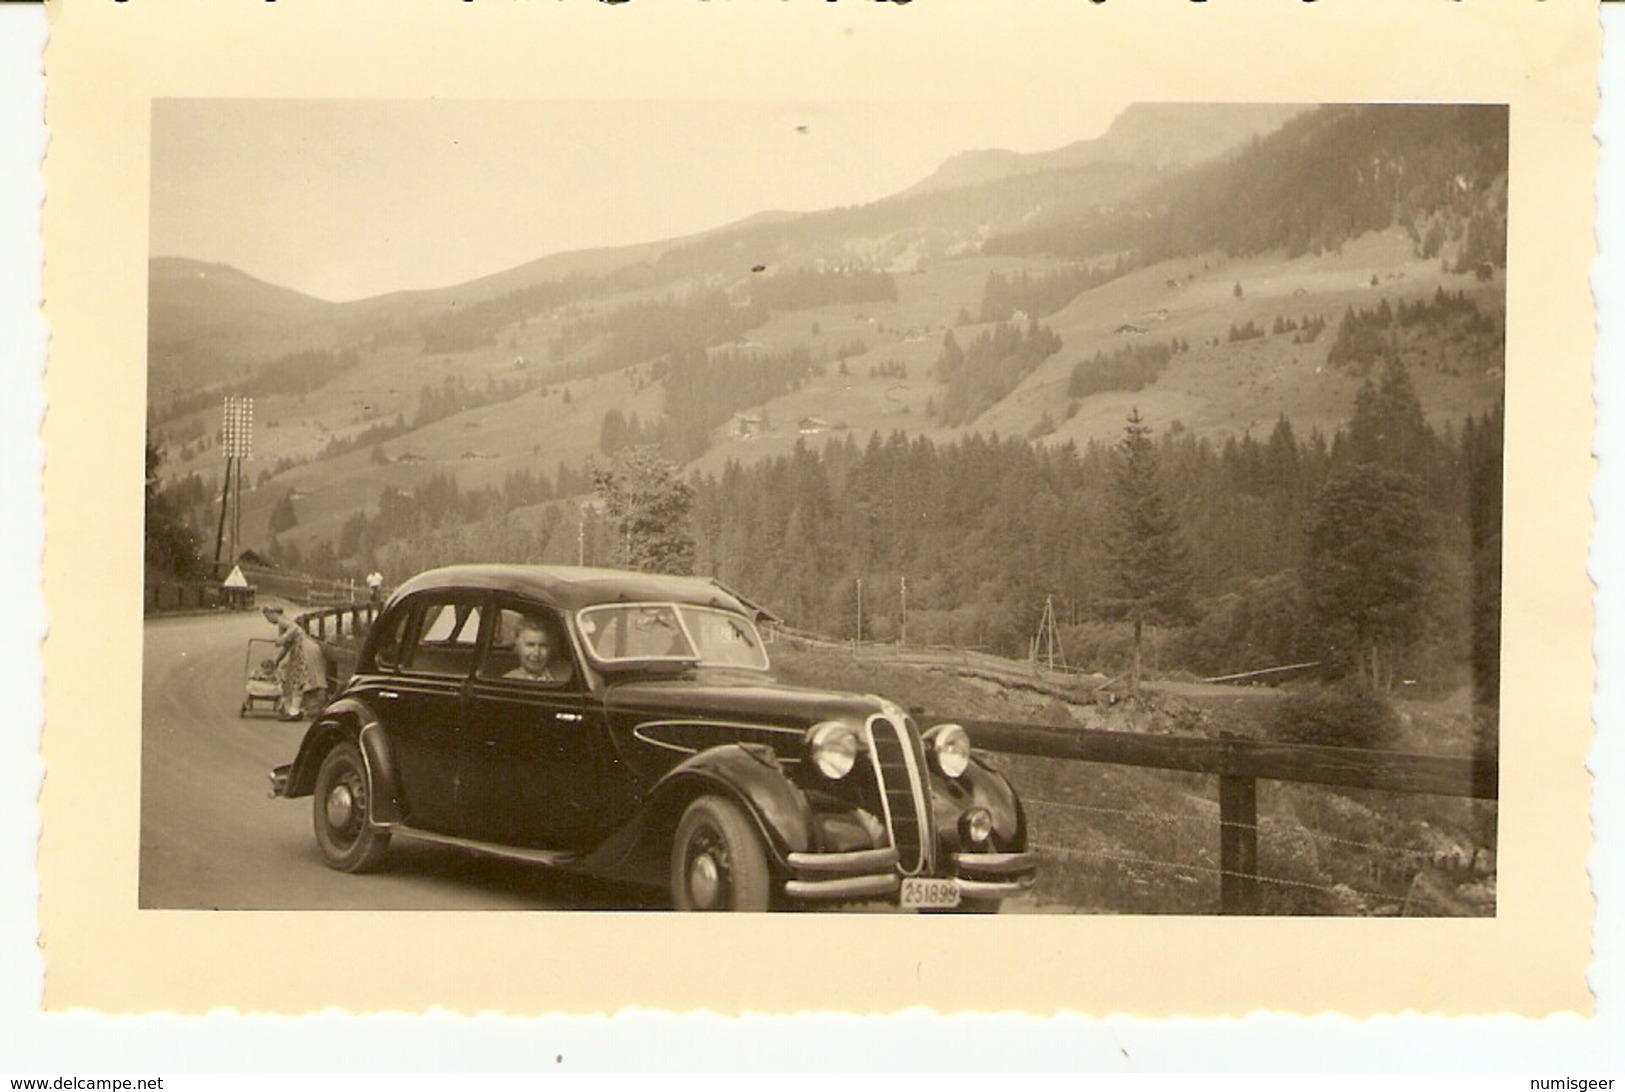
770, 640, 1287, 739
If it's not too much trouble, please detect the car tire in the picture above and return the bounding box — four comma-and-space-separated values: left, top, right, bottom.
671, 795, 770, 912
312, 739, 390, 873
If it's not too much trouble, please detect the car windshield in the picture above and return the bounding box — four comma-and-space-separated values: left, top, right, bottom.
576, 603, 770, 670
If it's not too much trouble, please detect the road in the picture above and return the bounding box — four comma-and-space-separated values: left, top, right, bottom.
139, 609, 665, 910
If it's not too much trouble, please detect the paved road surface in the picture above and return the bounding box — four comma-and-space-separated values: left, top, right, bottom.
139, 609, 664, 910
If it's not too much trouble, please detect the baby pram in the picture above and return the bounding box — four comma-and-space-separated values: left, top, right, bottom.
240, 637, 285, 717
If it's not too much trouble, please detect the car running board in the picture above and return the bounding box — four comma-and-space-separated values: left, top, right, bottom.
387, 826, 579, 868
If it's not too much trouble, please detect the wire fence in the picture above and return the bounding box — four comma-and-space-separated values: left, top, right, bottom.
1013, 776, 1496, 916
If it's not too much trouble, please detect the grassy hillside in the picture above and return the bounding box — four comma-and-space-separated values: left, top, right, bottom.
148, 104, 1506, 604
155, 227, 1503, 560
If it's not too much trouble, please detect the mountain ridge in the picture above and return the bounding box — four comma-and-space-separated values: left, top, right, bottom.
901, 103, 1310, 197
147, 103, 1507, 576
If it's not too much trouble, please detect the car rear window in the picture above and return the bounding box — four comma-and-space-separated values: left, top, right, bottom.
407, 601, 483, 676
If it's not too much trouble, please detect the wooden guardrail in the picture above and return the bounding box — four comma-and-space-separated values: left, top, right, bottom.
295, 602, 380, 643
957, 717, 1497, 915
295, 603, 382, 694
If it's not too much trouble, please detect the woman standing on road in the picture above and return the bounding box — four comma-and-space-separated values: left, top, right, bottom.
262, 606, 322, 721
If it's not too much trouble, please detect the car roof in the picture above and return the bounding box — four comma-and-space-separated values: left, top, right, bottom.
387, 564, 753, 616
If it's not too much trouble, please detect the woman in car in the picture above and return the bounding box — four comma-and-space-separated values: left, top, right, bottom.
503, 616, 572, 684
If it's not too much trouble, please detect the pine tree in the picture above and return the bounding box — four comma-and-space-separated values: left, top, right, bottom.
1346, 358, 1432, 478
1101, 409, 1194, 694
1464, 402, 1504, 706
1304, 465, 1430, 690
936, 330, 965, 382
144, 439, 205, 579
268, 489, 299, 535
598, 409, 631, 455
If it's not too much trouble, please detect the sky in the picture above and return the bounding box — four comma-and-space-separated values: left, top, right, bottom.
149, 98, 1124, 303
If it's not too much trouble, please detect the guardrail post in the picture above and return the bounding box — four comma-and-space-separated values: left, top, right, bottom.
1218, 769, 1261, 915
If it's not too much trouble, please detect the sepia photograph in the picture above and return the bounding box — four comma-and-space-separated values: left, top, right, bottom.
142, 98, 1507, 918
35, 0, 1601, 1020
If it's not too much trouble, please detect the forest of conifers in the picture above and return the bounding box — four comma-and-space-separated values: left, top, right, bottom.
142, 102, 1512, 708
232, 355, 1500, 707
687, 365, 1502, 703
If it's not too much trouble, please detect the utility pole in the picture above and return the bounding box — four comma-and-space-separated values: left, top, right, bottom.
856, 578, 863, 645
899, 575, 907, 646
577, 499, 603, 567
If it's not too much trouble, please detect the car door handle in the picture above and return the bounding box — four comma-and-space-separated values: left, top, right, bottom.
555, 712, 583, 723
378, 690, 399, 700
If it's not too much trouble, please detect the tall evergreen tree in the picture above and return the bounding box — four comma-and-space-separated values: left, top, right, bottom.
1464, 402, 1504, 706
144, 438, 205, 579
1346, 358, 1432, 479
268, 489, 299, 536
1304, 465, 1430, 690
1101, 409, 1195, 694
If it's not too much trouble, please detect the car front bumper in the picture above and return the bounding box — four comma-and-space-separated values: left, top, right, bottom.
781, 847, 1037, 903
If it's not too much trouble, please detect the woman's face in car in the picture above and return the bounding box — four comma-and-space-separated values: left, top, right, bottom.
515, 626, 552, 674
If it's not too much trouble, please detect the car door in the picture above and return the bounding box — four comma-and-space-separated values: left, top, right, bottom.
460, 600, 603, 850
382, 592, 487, 837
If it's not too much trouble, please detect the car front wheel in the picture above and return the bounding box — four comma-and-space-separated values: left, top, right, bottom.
313, 739, 391, 873
671, 796, 770, 911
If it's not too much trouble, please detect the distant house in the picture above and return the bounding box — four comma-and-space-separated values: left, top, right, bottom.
395, 452, 427, 464
1115, 323, 1147, 336
732, 413, 763, 439
798, 416, 831, 435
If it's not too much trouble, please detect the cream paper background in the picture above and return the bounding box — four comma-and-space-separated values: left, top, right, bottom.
39, 0, 1599, 1016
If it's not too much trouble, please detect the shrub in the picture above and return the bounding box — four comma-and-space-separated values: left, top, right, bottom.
1268, 684, 1401, 749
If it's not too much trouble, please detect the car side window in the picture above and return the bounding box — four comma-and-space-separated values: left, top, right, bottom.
479, 604, 575, 687
405, 599, 483, 677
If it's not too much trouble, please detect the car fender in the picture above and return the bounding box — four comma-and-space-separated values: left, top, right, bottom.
584, 743, 811, 879
962, 757, 1026, 845
929, 757, 1027, 850
656, 744, 815, 859
281, 697, 404, 827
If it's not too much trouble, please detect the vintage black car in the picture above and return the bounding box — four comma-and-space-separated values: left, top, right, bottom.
270, 564, 1036, 911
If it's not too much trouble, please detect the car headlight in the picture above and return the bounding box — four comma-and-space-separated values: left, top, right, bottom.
960, 807, 994, 846
807, 721, 860, 780
929, 723, 972, 779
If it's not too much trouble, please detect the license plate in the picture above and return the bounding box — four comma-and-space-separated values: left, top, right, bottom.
900, 877, 961, 910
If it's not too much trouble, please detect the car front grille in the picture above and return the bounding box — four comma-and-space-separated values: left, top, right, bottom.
865, 714, 934, 875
